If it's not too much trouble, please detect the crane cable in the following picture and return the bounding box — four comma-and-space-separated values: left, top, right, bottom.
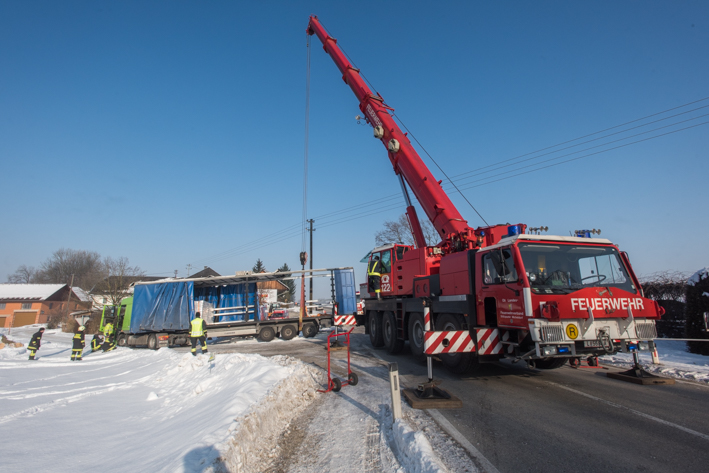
302, 34, 311, 255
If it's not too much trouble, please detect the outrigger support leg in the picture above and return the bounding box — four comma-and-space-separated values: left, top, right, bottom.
606, 350, 675, 385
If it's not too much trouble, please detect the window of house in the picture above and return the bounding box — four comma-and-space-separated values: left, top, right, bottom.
0, 303, 6, 310
21, 303, 32, 310
49, 303, 53, 309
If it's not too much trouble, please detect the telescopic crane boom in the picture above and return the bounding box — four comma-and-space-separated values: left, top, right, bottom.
307, 15, 475, 253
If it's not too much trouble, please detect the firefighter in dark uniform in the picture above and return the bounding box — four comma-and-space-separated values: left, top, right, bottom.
28, 327, 45, 360
71, 326, 86, 361
91, 333, 104, 352
190, 312, 208, 356
368, 255, 382, 300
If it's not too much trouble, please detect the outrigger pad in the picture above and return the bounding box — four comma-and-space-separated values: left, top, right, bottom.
403, 386, 463, 409
606, 365, 675, 385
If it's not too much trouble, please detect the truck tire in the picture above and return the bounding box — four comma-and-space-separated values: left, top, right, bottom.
258, 326, 276, 342
383, 311, 404, 354
302, 323, 317, 338
407, 312, 426, 361
280, 325, 297, 341
147, 333, 159, 351
368, 311, 384, 348
435, 314, 475, 374
534, 357, 568, 369
117, 333, 127, 347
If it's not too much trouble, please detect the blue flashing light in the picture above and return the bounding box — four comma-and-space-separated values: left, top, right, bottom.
558, 346, 570, 354
575, 230, 592, 238
507, 225, 521, 237
628, 343, 638, 351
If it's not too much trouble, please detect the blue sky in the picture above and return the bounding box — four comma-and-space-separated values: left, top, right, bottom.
1, 1, 707, 296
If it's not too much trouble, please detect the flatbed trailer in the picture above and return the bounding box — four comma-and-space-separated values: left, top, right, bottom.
100, 268, 353, 350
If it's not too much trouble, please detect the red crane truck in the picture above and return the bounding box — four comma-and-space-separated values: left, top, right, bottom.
306, 16, 664, 373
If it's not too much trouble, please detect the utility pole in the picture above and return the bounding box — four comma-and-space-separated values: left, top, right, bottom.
186, 264, 192, 277
174, 270, 178, 279
308, 219, 315, 313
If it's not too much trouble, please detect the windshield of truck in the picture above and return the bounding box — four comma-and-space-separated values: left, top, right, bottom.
518, 243, 636, 294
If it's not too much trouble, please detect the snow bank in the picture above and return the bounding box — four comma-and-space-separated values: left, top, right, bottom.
0, 326, 323, 473
390, 418, 448, 473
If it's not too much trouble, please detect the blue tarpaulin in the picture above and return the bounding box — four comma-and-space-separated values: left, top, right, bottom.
131, 282, 194, 333
334, 268, 357, 314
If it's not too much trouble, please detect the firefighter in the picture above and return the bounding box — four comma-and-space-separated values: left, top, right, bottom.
71, 326, 86, 361
103, 321, 114, 340
91, 333, 104, 352
190, 312, 208, 356
27, 327, 45, 360
367, 255, 382, 300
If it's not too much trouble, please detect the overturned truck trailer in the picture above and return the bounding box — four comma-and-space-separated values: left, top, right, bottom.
99, 268, 357, 349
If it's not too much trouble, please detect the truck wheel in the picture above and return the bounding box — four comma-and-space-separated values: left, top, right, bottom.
436, 314, 475, 374
383, 311, 404, 354
534, 357, 568, 369
117, 334, 127, 347
280, 325, 297, 340
147, 333, 159, 350
258, 326, 276, 342
368, 311, 384, 348
407, 312, 426, 361
302, 323, 317, 338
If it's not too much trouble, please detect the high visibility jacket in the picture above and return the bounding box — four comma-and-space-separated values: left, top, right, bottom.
73, 332, 85, 349
29, 331, 44, 349
368, 259, 382, 277
190, 318, 206, 337
104, 323, 114, 337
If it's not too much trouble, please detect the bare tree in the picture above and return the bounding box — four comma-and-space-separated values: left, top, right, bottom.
93, 257, 145, 306
374, 214, 439, 247
33, 248, 104, 290
7, 265, 39, 284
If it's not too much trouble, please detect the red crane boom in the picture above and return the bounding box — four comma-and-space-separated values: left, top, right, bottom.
307, 15, 475, 252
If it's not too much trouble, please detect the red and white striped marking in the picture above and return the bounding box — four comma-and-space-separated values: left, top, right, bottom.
334, 315, 356, 326
424, 331, 475, 355
476, 328, 502, 355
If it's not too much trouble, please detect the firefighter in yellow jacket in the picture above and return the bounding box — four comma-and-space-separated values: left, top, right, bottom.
368, 255, 382, 300
190, 312, 208, 356
71, 326, 85, 361
28, 327, 45, 360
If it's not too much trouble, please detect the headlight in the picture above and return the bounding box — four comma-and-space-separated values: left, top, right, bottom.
542, 345, 557, 356
528, 272, 537, 282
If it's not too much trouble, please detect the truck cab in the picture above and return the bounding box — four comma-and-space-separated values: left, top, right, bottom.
475, 234, 661, 359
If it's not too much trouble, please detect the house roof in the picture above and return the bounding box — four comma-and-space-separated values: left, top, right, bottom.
72, 287, 92, 302
0, 284, 66, 301
188, 267, 221, 279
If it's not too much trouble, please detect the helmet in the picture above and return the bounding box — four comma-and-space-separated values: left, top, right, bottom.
79, 326, 85, 331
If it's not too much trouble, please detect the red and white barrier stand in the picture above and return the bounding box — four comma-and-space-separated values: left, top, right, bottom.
403, 304, 462, 408
318, 311, 358, 393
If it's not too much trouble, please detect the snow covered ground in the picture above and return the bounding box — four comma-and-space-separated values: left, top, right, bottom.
0, 325, 477, 473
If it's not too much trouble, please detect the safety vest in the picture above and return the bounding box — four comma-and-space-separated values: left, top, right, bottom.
190, 318, 204, 337
368, 259, 381, 277
104, 323, 114, 336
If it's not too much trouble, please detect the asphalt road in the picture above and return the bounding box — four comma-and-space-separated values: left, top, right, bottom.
178, 328, 709, 473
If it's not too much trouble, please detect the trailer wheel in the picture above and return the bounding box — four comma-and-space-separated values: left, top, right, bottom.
383, 311, 404, 354
258, 326, 276, 342
407, 312, 426, 361
147, 333, 159, 350
534, 357, 568, 369
331, 377, 342, 392
302, 323, 317, 338
348, 372, 359, 386
117, 334, 127, 347
436, 314, 475, 374
280, 325, 297, 341
368, 311, 384, 348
